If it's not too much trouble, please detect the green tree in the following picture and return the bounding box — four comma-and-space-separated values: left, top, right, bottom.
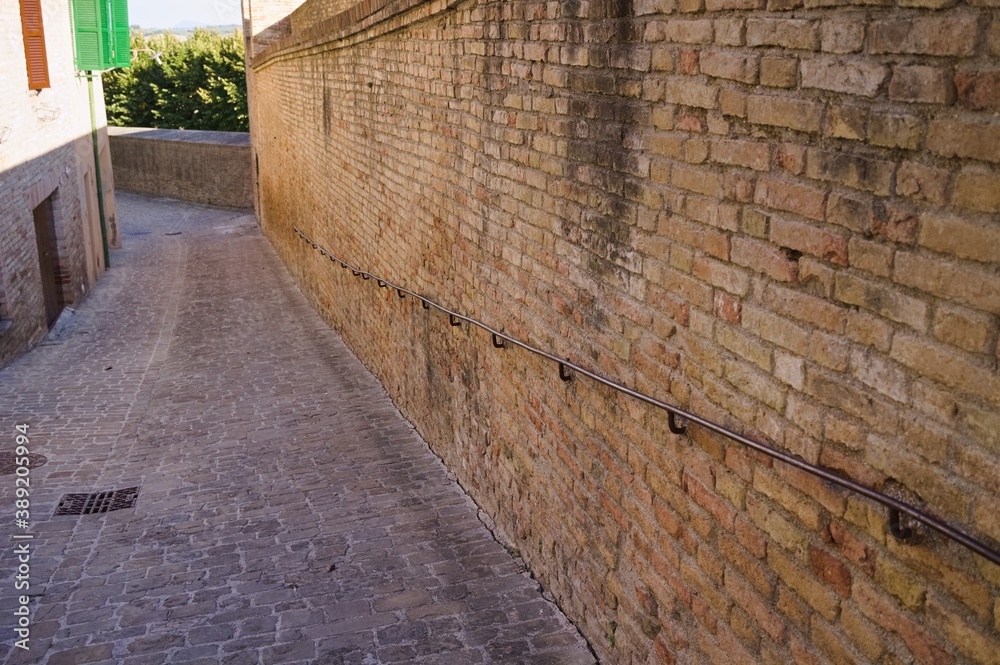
103, 29, 248, 131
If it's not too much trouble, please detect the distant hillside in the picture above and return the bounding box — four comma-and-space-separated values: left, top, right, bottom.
130, 24, 241, 40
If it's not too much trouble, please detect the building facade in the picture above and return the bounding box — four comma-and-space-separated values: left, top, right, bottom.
244, 0, 1000, 662
0, 0, 122, 368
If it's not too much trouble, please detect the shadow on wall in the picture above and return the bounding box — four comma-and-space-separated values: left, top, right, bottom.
0, 135, 116, 369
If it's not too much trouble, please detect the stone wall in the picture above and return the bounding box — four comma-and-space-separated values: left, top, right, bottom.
245, 0, 1000, 662
109, 128, 253, 210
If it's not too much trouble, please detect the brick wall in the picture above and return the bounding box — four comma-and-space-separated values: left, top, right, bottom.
108, 128, 254, 209
246, 0, 1000, 662
0, 0, 117, 369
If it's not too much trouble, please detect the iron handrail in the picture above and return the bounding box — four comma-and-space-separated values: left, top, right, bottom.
293, 226, 1000, 567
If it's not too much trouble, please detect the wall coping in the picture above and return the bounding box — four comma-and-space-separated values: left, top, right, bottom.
108, 127, 251, 147
251, 0, 461, 70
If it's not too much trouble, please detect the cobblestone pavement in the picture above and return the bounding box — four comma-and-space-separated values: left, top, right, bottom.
0, 193, 595, 665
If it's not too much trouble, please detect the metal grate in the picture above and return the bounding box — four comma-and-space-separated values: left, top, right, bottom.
54, 487, 139, 516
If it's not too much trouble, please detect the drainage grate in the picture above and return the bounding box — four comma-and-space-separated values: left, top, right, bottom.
54, 487, 140, 516
0, 453, 47, 475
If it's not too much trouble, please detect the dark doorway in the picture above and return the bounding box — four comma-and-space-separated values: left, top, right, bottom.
33, 195, 64, 328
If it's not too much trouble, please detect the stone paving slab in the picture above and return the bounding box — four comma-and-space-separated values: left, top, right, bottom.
0, 193, 595, 664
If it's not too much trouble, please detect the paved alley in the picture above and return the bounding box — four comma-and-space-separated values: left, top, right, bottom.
0, 193, 595, 665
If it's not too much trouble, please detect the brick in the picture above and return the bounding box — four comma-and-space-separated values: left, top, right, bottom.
927, 598, 1000, 664
711, 138, 770, 171
828, 521, 877, 576
714, 291, 742, 324
895, 161, 949, 205
871, 202, 919, 244
918, 213, 1000, 263
742, 305, 810, 354
956, 70, 1000, 112
747, 494, 809, 558
819, 19, 864, 54
952, 169, 1000, 213
847, 237, 892, 278
730, 236, 798, 282
768, 547, 841, 621
870, 15, 979, 56
834, 272, 928, 330
841, 607, 885, 660
746, 18, 819, 50
805, 149, 894, 196
754, 177, 826, 221
800, 57, 888, 97
754, 469, 823, 530
706, 0, 762, 7
727, 359, 788, 412
810, 330, 849, 371
770, 216, 847, 266
672, 165, 723, 197
889, 65, 956, 105
810, 615, 861, 665
846, 310, 895, 352
868, 113, 921, 150
824, 104, 866, 141
723, 570, 786, 642
891, 333, 1000, 406
747, 95, 822, 134
806, 370, 883, 426
765, 284, 846, 333
665, 79, 719, 109
850, 348, 909, 403
895, 250, 1000, 313
931, 304, 993, 354
695, 257, 750, 297
899, 0, 959, 6
719, 89, 747, 117
741, 208, 769, 237
926, 118, 1000, 164
854, 581, 952, 665
700, 50, 758, 84
664, 20, 714, 44
759, 56, 797, 88
714, 18, 744, 46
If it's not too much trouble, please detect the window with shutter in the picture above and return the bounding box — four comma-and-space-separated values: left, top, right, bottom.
72, 0, 106, 70
19, 0, 50, 90
110, 0, 131, 69
72, 0, 130, 71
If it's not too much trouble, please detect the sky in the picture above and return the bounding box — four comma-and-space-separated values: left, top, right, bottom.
128, 0, 243, 29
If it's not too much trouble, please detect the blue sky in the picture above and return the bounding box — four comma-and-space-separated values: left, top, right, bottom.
128, 0, 243, 28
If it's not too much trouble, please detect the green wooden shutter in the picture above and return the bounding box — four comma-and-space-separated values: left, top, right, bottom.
72, 0, 108, 70
19, 0, 50, 89
98, 0, 114, 67
110, 0, 130, 68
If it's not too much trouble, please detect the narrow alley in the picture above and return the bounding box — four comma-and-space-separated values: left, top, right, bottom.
0, 193, 595, 665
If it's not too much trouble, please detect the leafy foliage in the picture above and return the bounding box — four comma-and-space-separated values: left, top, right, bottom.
103, 30, 248, 132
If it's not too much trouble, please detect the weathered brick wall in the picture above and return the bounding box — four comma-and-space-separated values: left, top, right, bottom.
108, 128, 254, 209
246, 0, 1000, 662
0, 0, 117, 369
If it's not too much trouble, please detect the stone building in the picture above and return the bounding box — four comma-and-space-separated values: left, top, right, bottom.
243, 0, 1000, 662
0, 0, 122, 368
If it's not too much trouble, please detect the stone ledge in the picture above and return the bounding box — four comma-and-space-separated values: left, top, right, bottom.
108, 127, 253, 210
108, 127, 251, 147
252, 0, 460, 69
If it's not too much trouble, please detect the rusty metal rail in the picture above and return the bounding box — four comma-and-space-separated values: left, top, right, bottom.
293, 226, 1000, 567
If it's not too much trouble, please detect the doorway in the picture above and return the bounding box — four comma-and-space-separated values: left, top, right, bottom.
33, 194, 64, 328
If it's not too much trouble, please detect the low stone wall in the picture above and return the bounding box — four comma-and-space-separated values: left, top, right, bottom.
108, 127, 253, 209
